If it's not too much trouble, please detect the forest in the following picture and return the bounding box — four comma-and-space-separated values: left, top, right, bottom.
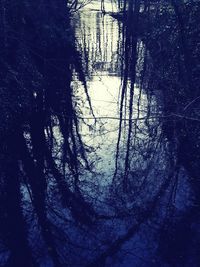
0, 0, 200, 266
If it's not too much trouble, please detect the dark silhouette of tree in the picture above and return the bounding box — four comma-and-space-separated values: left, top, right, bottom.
0, 0, 96, 266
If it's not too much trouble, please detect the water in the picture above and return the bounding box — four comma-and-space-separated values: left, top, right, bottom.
68, 2, 195, 266
72, 1, 161, 190
2, 1, 200, 266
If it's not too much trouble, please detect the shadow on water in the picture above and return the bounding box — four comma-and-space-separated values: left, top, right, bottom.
0, 0, 200, 266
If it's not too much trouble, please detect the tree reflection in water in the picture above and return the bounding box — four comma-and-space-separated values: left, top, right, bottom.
0, 0, 200, 266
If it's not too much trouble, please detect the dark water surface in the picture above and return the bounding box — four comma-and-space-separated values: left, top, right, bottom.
1, 1, 200, 266
68, 1, 200, 266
